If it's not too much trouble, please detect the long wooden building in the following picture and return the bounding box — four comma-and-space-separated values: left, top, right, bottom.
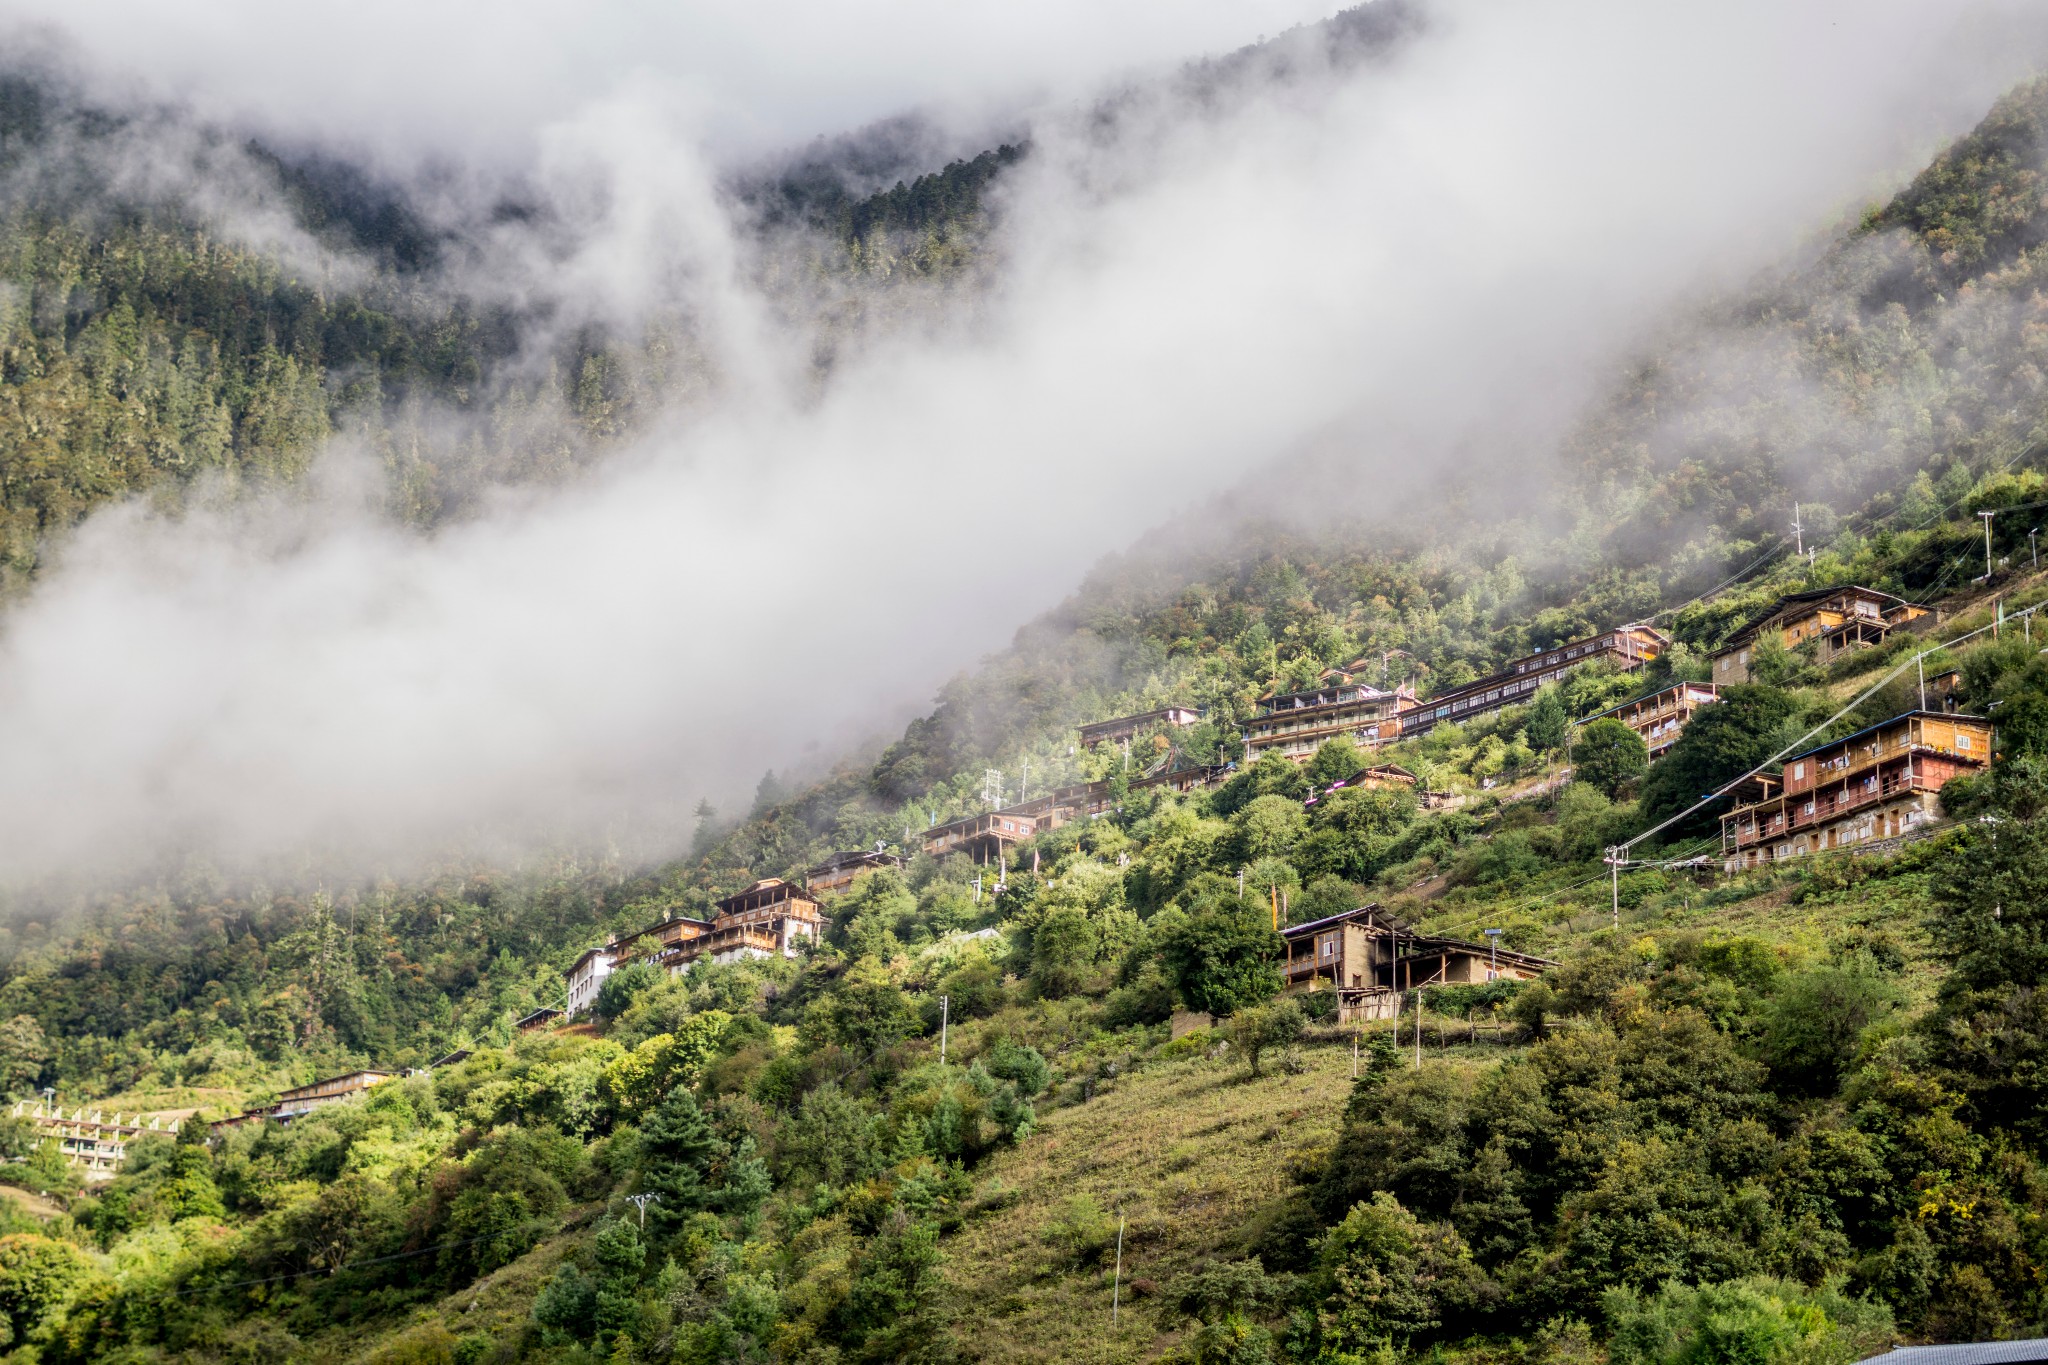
1242, 681, 1415, 762
1396, 625, 1668, 739
1078, 707, 1202, 750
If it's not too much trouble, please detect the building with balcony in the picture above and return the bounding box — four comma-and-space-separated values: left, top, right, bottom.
1243, 682, 1415, 762
649, 879, 825, 975
1078, 707, 1203, 750
1279, 906, 1552, 1023
1720, 710, 1993, 871
12, 1103, 183, 1181
1585, 682, 1720, 758
1712, 586, 1928, 684
805, 849, 905, 897
922, 810, 1049, 863
213, 1069, 401, 1130
1396, 625, 1668, 739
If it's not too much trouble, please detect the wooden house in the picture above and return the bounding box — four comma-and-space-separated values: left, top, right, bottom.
651, 878, 825, 974
1720, 710, 1993, 871
922, 810, 1048, 863
1585, 682, 1720, 758
1711, 586, 1927, 684
214, 1069, 399, 1130
1280, 906, 1552, 1023
805, 849, 905, 897
1078, 707, 1202, 750
515, 1007, 564, 1033
1397, 625, 1668, 739
1242, 683, 1415, 762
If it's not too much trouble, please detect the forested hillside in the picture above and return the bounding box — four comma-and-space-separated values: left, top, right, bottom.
1, 24, 2048, 1365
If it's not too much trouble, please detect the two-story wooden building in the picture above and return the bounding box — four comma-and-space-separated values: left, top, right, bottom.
1585, 681, 1720, 758
1280, 906, 1553, 1023
1720, 710, 1993, 871
921, 810, 1048, 864
805, 849, 905, 897
213, 1069, 401, 1130
1711, 586, 1928, 684
1078, 707, 1203, 750
648, 878, 826, 974
1396, 624, 1669, 739
1243, 682, 1416, 762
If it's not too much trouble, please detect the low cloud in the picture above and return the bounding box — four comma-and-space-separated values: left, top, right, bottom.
0, 0, 2042, 891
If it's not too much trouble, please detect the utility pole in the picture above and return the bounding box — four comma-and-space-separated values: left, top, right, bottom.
1020, 761, 1029, 805
1485, 928, 1501, 981
1606, 848, 1622, 930
1918, 654, 1927, 711
1111, 1211, 1126, 1325
625, 1193, 660, 1229
2031, 526, 2039, 569
1792, 502, 1803, 556
1414, 986, 1423, 1069
939, 995, 949, 1065
1980, 510, 1997, 581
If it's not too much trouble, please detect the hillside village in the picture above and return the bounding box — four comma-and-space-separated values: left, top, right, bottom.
13, 555, 2026, 1173
4, 34, 2048, 1365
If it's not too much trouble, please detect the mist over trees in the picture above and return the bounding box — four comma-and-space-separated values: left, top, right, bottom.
2, 5, 2048, 1364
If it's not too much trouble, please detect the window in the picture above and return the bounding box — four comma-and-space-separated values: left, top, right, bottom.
1792, 762, 1805, 780
1956, 734, 1973, 750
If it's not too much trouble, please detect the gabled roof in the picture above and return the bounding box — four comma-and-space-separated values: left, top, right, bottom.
1778, 710, 1990, 769
1721, 584, 1920, 649
1280, 903, 1410, 939
1580, 681, 1720, 723
806, 849, 903, 876
1277, 905, 1554, 970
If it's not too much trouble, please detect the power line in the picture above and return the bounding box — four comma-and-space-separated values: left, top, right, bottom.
165, 1229, 516, 1298
1618, 597, 2046, 857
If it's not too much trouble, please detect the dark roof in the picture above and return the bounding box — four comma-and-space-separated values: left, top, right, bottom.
1722, 584, 1919, 647
1779, 710, 1990, 768
1079, 706, 1201, 734
1861, 1342, 2048, 1365
1278, 907, 1554, 969
1281, 904, 1410, 939
1399, 626, 1669, 720
806, 849, 903, 875
1257, 683, 1399, 712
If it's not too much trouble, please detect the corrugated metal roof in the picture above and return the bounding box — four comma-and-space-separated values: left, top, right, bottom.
1860, 1340, 2048, 1365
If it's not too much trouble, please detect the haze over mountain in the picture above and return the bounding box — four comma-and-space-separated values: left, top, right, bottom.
0, 0, 2040, 893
